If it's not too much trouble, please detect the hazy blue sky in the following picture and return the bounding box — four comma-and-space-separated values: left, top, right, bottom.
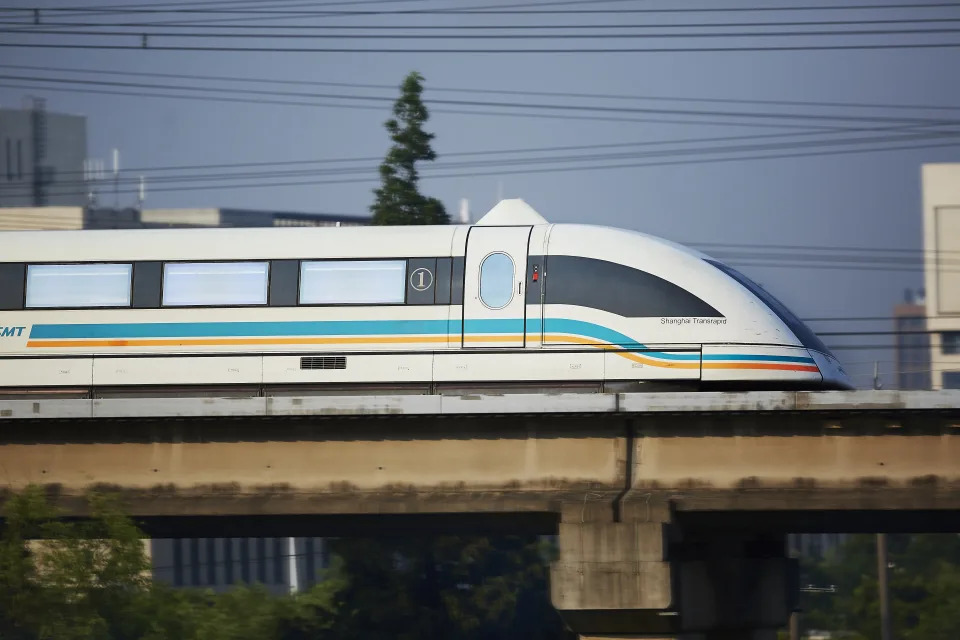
2, 0, 959, 388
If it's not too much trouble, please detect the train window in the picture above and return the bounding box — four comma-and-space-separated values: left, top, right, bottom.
544, 256, 720, 319
162, 262, 269, 307
479, 252, 514, 309
25, 263, 132, 308
299, 260, 405, 305
706, 259, 830, 355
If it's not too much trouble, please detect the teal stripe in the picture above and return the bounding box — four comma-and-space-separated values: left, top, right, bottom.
30, 320, 457, 340
29, 317, 815, 365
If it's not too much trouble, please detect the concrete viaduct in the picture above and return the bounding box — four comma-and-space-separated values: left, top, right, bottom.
3, 389, 960, 639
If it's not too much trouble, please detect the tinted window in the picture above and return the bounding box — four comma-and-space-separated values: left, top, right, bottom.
479, 252, 514, 309
26, 263, 132, 308
706, 259, 831, 355
544, 255, 720, 318
0, 263, 25, 310
163, 262, 268, 307
942, 332, 960, 355
944, 372, 960, 389
300, 260, 405, 305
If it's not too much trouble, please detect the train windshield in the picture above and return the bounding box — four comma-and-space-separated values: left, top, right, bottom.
705, 259, 832, 356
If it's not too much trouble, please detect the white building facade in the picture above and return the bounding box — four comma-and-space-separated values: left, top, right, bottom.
922, 163, 960, 390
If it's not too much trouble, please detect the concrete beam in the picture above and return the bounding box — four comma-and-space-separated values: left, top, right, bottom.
3, 389, 960, 421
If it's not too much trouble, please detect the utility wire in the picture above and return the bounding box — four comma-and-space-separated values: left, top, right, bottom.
10, 26, 960, 39
5, 41, 960, 53
7, 123, 944, 181
6, 130, 959, 196
6, 62, 959, 114
4, 140, 956, 200
8, 3, 960, 15
5, 17, 960, 30
3, 80, 879, 131
2, 73, 955, 126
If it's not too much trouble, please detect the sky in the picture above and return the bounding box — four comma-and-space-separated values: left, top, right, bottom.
1, 0, 959, 388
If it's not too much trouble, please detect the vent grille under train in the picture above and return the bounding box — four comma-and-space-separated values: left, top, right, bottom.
300, 356, 347, 370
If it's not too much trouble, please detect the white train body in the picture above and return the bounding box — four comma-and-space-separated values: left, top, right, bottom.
0, 199, 852, 394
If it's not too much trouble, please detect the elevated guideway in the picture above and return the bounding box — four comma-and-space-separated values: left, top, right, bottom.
3, 389, 960, 639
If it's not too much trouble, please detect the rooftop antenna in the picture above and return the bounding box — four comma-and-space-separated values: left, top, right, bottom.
459, 198, 470, 224
83, 158, 104, 206
137, 175, 146, 210
112, 148, 120, 208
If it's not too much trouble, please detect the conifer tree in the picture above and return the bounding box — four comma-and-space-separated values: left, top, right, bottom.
371, 72, 449, 225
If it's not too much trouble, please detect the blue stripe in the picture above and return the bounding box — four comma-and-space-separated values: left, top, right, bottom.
28, 317, 815, 365
30, 320, 458, 339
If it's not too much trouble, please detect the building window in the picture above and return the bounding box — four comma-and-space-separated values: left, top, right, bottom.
479, 252, 514, 310
943, 372, 960, 389
942, 332, 960, 355
172, 539, 184, 587
26, 263, 132, 308
299, 260, 405, 305
206, 538, 217, 586
162, 262, 269, 307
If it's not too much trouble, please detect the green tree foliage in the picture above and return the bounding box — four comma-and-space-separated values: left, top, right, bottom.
1, 488, 569, 639
798, 534, 960, 640
326, 535, 571, 640
0, 487, 150, 640
370, 71, 449, 225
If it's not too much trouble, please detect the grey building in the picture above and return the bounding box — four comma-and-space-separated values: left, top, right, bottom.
0, 205, 369, 231
893, 291, 931, 391
151, 537, 330, 594
0, 98, 88, 207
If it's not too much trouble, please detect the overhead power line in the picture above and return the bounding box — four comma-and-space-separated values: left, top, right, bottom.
5, 17, 960, 30
5, 80, 879, 131
6, 2, 960, 15
9, 26, 960, 39
5, 41, 960, 53
6, 62, 959, 114
3, 73, 956, 127
4, 140, 957, 202
5, 128, 959, 196
8, 123, 947, 181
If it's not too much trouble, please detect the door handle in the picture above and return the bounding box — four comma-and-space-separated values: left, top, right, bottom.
518, 282, 523, 294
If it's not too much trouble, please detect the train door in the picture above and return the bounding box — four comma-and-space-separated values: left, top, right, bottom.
462, 226, 532, 348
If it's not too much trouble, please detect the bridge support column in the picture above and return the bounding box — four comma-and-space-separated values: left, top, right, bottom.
549, 506, 797, 640
675, 533, 797, 639
550, 503, 676, 638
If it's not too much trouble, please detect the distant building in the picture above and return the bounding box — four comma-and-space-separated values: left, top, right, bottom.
893, 289, 931, 390
789, 533, 848, 561
151, 537, 329, 594
0, 206, 368, 231
0, 98, 87, 207
921, 164, 960, 390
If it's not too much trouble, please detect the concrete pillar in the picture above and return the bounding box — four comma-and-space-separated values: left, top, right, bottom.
551, 518, 675, 637
550, 508, 797, 639
675, 534, 797, 638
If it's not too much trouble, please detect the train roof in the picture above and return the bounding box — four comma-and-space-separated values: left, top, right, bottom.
0, 199, 714, 265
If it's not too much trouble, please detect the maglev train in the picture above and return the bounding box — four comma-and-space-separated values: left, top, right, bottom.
0, 199, 852, 397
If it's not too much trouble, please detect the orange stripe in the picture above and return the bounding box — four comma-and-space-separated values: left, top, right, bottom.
702, 362, 819, 372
